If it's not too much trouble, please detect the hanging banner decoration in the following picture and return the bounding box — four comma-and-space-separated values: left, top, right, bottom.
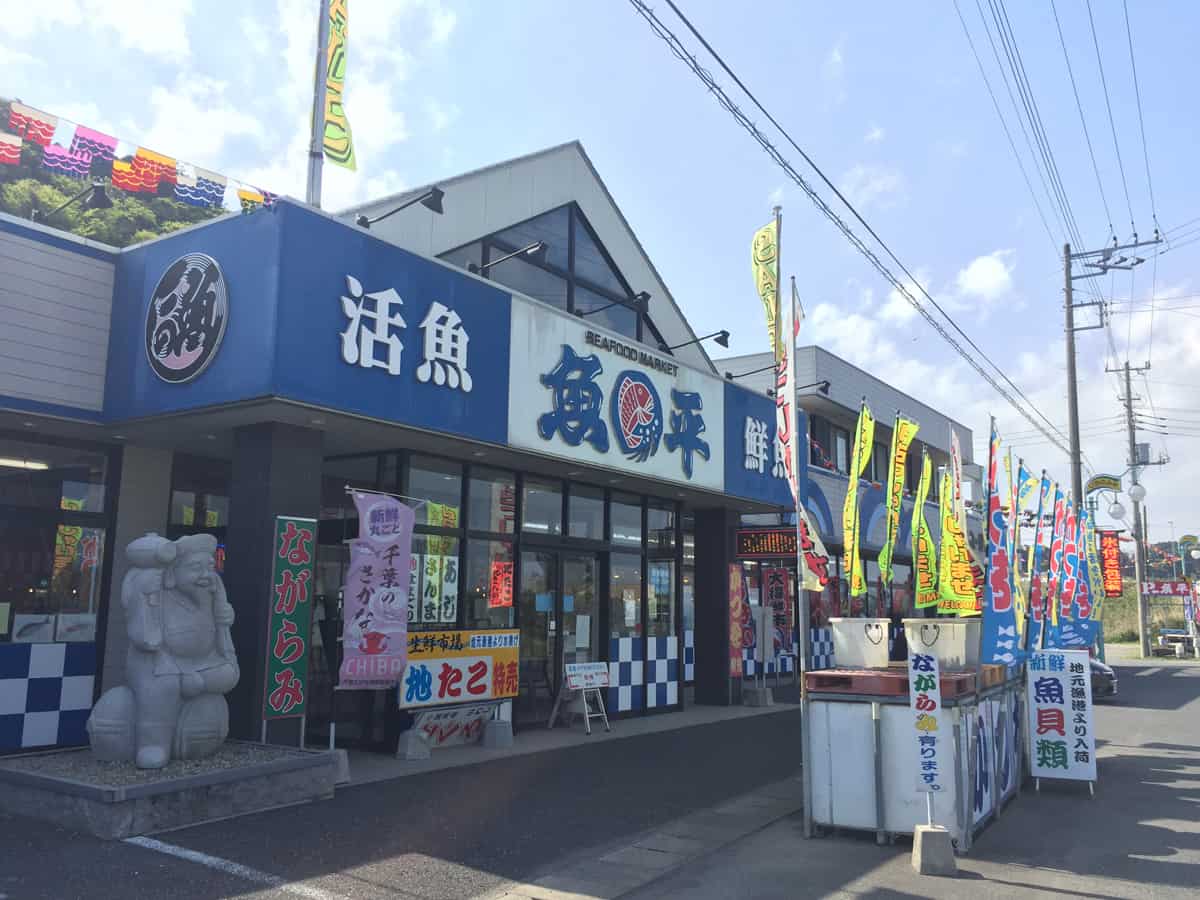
908, 651, 947, 792
1010, 459, 1028, 639
843, 402, 875, 597
1097, 530, 1124, 599
399, 630, 519, 708
774, 279, 800, 497
1080, 509, 1100, 622
1059, 501, 1080, 624
1027, 476, 1053, 648
8, 102, 57, 146
263, 516, 317, 720
797, 505, 832, 592
1018, 467, 1041, 510
877, 416, 919, 583
1045, 486, 1067, 636
764, 567, 794, 655
937, 469, 976, 614
488, 560, 513, 608
0, 131, 21, 165
323, 0, 357, 170
912, 450, 938, 608
751, 219, 781, 360
1084, 473, 1121, 495
338, 491, 415, 690
729, 564, 749, 678
981, 421, 1017, 664
1027, 649, 1097, 782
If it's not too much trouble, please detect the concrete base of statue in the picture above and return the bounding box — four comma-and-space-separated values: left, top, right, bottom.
396, 729, 431, 761
911, 825, 958, 876
482, 719, 514, 749
742, 684, 775, 707
0, 742, 337, 840
332, 748, 352, 785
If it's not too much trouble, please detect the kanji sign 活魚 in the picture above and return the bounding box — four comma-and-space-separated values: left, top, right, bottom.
908, 651, 947, 792
1026, 649, 1096, 782
399, 629, 520, 708
263, 516, 317, 719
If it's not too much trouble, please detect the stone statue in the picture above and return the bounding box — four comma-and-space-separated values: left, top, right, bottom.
88, 533, 239, 769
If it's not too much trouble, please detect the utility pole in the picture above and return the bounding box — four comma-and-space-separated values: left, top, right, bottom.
1118, 361, 1152, 657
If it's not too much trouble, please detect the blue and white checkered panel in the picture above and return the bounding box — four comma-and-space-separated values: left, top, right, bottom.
645, 636, 679, 708
810, 627, 834, 670
0, 642, 97, 751
684, 629, 695, 682
607, 637, 644, 713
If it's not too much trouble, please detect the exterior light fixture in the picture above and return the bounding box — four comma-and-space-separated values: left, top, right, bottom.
354, 186, 445, 229
30, 180, 112, 222
1128, 483, 1147, 503
575, 290, 650, 318
469, 241, 548, 274
661, 330, 730, 352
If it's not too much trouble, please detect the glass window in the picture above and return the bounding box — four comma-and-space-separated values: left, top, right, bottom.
648, 559, 675, 638
563, 554, 599, 664
872, 442, 888, 484
464, 538, 513, 629
572, 215, 627, 295
0, 519, 105, 644
321, 455, 378, 522
521, 478, 562, 536
682, 567, 695, 630
468, 467, 516, 535
834, 428, 850, 475
610, 493, 641, 546
491, 207, 570, 271
568, 484, 604, 539
438, 241, 482, 272
486, 254, 569, 311
682, 524, 695, 567
609, 552, 642, 639
647, 502, 675, 552
891, 563, 913, 615
574, 286, 638, 340
409, 534, 460, 628
0, 441, 107, 513
407, 456, 462, 529
169, 453, 230, 529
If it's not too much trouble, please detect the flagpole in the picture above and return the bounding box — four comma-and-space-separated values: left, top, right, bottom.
306, 0, 332, 207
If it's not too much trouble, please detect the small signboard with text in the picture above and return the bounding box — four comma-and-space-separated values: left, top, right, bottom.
1142, 581, 1191, 597
763, 567, 794, 655
1097, 530, 1123, 598
565, 662, 611, 691
908, 651, 946, 792
414, 702, 497, 749
735, 528, 797, 559
263, 516, 316, 720
399, 629, 520, 708
1027, 649, 1096, 782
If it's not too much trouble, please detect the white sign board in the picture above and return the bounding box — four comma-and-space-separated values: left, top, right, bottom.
414, 702, 496, 749
1026, 649, 1097, 782
565, 662, 610, 690
507, 298, 725, 491
907, 650, 947, 793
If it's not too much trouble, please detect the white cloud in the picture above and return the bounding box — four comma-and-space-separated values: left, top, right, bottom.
825, 41, 844, 75
139, 76, 265, 165
864, 125, 885, 144
955, 250, 1014, 304
426, 99, 459, 134
839, 164, 904, 210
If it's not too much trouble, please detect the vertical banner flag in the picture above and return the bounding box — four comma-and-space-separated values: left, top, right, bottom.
843, 402, 875, 597
264, 517, 317, 720
950, 427, 966, 527
774, 279, 800, 499
878, 415, 920, 583
339, 491, 415, 689
909, 650, 947, 792
764, 567, 794, 655
1081, 510, 1100, 622
1011, 459, 1029, 638
981, 420, 1017, 664
1043, 486, 1067, 646
1027, 649, 1097, 782
729, 564, 749, 678
797, 506, 832, 592
1059, 501, 1080, 624
323, 0, 357, 170
938, 469, 977, 614
1097, 530, 1123, 600
1058, 510, 1098, 649
912, 450, 939, 608
751, 219, 781, 360
1027, 475, 1051, 648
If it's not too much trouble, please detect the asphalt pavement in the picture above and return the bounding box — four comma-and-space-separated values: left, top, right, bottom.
0, 706, 803, 900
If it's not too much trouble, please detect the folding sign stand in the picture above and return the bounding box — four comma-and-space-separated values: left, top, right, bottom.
548, 684, 611, 735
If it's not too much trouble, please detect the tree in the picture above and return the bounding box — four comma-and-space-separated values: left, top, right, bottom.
0, 101, 227, 247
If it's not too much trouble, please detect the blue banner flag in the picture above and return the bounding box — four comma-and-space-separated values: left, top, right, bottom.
981, 419, 1019, 664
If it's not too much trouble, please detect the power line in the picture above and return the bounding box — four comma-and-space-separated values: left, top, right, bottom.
952, 0, 1057, 250
1122, 0, 1158, 227
629, 0, 1071, 455
1086, 0, 1136, 234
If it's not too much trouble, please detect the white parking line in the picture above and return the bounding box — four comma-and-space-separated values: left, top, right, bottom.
125, 836, 342, 900
1134, 667, 1163, 677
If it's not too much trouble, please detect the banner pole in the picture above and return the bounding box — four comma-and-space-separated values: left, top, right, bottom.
306, 0, 332, 207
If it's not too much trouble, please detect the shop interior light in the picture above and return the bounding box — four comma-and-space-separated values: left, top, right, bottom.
660, 330, 730, 352
355, 186, 445, 228
469, 241, 548, 274
0, 457, 49, 470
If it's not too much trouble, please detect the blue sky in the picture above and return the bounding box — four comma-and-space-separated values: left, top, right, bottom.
5, 0, 1198, 540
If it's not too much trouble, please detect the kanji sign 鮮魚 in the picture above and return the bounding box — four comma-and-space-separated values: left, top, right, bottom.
1097, 530, 1123, 598
908, 651, 946, 792
263, 517, 317, 719
399, 629, 520, 708
1026, 649, 1096, 782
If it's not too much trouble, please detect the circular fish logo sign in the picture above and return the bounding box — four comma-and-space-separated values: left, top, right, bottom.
610, 370, 663, 463
145, 253, 228, 383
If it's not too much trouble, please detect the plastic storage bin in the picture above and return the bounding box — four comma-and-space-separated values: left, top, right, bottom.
828, 617, 891, 668
902, 618, 980, 669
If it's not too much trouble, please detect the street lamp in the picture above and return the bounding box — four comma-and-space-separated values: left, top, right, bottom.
1129, 483, 1147, 503
354, 186, 445, 228
1109, 500, 1126, 519
30, 180, 112, 222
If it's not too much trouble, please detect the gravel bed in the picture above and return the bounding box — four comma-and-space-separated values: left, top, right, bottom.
0, 742, 309, 787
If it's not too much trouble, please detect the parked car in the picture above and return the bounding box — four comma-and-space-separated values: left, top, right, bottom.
1091, 658, 1117, 699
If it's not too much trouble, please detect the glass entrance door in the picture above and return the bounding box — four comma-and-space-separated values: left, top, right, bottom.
516, 550, 598, 727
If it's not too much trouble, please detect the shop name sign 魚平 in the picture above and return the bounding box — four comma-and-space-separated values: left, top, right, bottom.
583, 329, 680, 378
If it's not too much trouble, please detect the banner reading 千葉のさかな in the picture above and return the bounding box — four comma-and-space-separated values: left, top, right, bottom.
909, 651, 947, 792
1026, 649, 1096, 782
338, 492, 415, 690
399, 630, 520, 708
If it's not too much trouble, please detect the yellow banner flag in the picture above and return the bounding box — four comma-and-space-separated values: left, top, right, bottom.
323, 0, 357, 170
912, 451, 938, 608
842, 403, 875, 597
878, 416, 919, 583
937, 469, 976, 614
751, 220, 781, 360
